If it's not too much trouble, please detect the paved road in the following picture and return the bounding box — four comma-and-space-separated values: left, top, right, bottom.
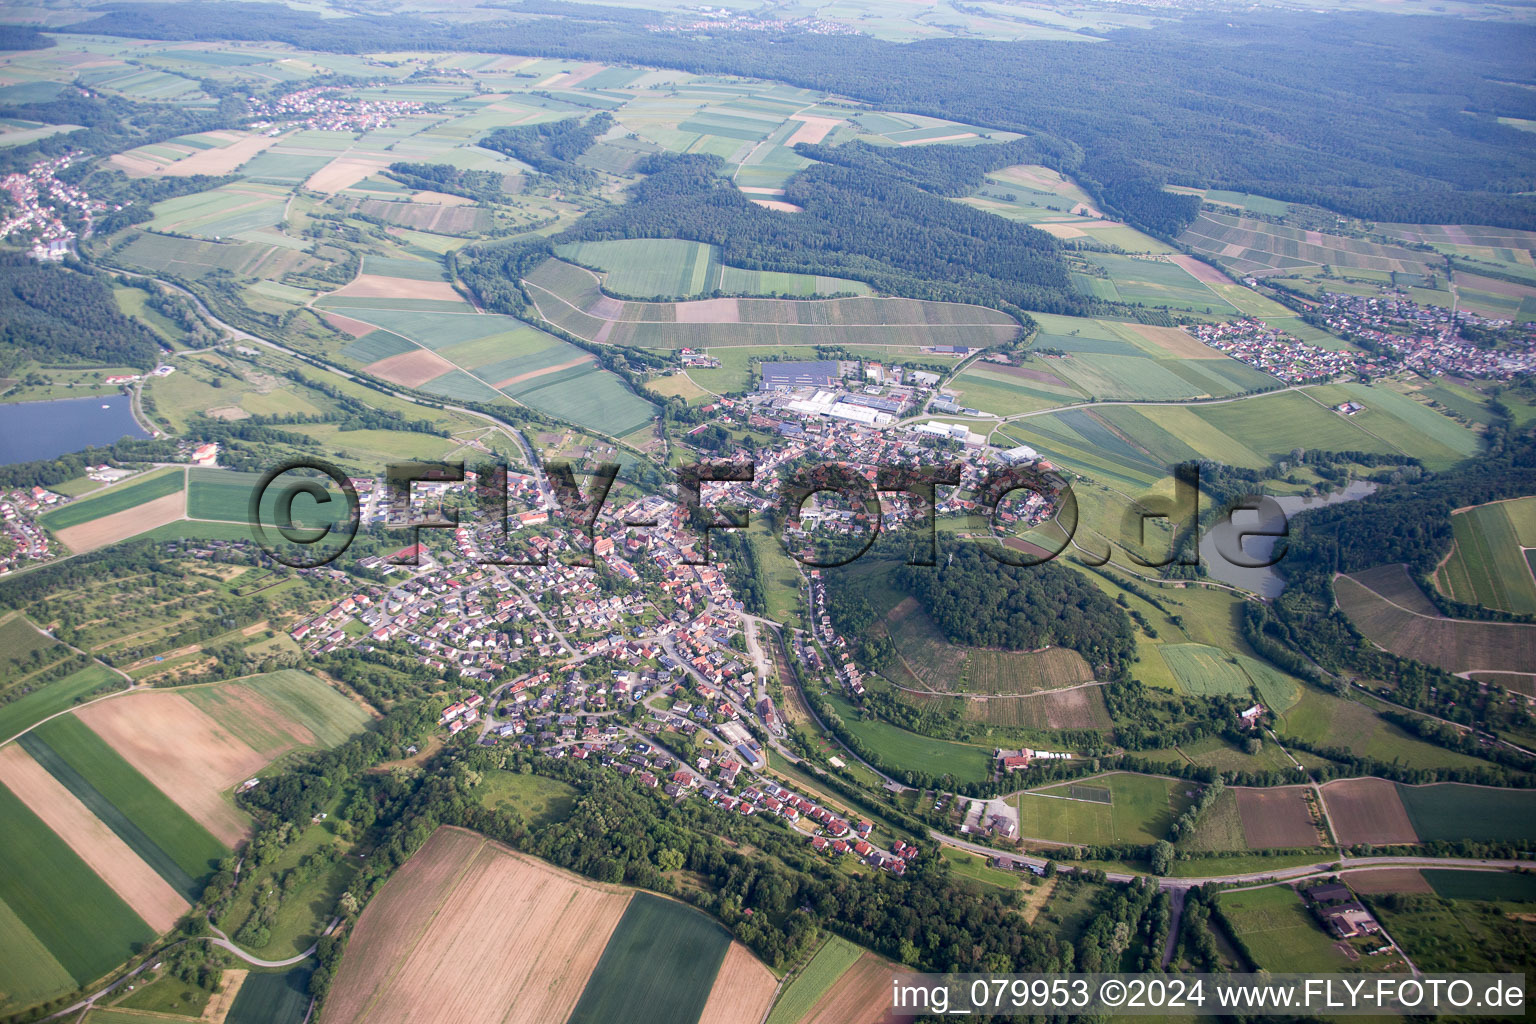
933, 828, 1533, 889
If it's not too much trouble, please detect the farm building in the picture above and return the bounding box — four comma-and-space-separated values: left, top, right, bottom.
760, 360, 840, 390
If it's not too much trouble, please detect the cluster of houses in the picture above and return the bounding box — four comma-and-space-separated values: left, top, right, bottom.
1189, 318, 1387, 383
1, 153, 115, 258
247, 85, 426, 133
0, 487, 64, 573
1316, 289, 1536, 380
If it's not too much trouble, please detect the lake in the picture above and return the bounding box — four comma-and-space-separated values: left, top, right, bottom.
0, 394, 152, 466
1198, 480, 1378, 598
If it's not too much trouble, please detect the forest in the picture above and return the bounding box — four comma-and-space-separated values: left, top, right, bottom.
63, 2, 1536, 231
478, 112, 612, 179
0, 256, 162, 375
895, 544, 1137, 676
550, 152, 1087, 322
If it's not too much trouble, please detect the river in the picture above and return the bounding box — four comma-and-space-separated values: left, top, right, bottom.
0, 394, 151, 466
1198, 480, 1378, 598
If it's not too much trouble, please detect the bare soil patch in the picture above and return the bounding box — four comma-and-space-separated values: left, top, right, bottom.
698, 942, 778, 1024
321, 312, 376, 338
1234, 786, 1318, 848
738, 186, 787, 196
675, 297, 741, 324
55, 491, 185, 554
492, 354, 593, 390
331, 275, 461, 302
204, 968, 248, 1024
322, 828, 486, 1024
1034, 686, 1105, 730
165, 133, 280, 177
1322, 777, 1417, 846
0, 744, 189, 932
899, 133, 974, 146
305, 157, 386, 194
365, 348, 457, 389
1034, 223, 1087, 239
1168, 254, 1235, 286
1126, 323, 1226, 359
751, 199, 804, 212
1344, 867, 1432, 895
407, 190, 474, 207
76, 691, 262, 845
786, 115, 843, 146
327, 826, 632, 1024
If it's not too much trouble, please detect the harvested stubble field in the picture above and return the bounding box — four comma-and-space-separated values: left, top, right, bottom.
327, 827, 633, 1024
1320, 777, 1417, 846
0, 744, 188, 933
1233, 786, 1320, 849
1334, 573, 1536, 674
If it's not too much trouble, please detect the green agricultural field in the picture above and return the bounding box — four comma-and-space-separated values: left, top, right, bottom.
224, 967, 314, 1024
0, 784, 156, 986
1157, 644, 1253, 697
187, 671, 371, 753
476, 771, 577, 826
1017, 772, 1192, 846
765, 935, 864, 1024
1237, 655, 1303, 711
1278, 688, 1488, 770
21, 709, 225, 884
822, 690, 993, 784
0, 663, 123, 743
1436, 501, 1536, 614
41, 468, 185, 530
1216, 885, 1354, 972
515, 369, 658, 439
0, 893, 76, 1015
1395, 784, 1536, 843
1071, 253, 1237, 312
566, 893, 732, 1024
1421, 870, 1536, 903
557, 238, 720, 297
187, 468, 350, 528
1366, 895, 1534, 974
24, 714, 227, 883
1192, 391, 1399, 459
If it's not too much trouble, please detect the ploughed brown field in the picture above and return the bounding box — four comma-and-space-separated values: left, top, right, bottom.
54, 491, 185, 554
1321, 778, 1418, 846
1233, 787, 1319, 848
1343, 867, 1432, 895
795, 952, 910, 1024
326, 827, 631, 1024
364, 348, 457, 389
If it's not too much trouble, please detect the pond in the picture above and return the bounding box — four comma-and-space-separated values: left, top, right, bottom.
0, 394, 151, 466
1198, 480, 1378, 598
